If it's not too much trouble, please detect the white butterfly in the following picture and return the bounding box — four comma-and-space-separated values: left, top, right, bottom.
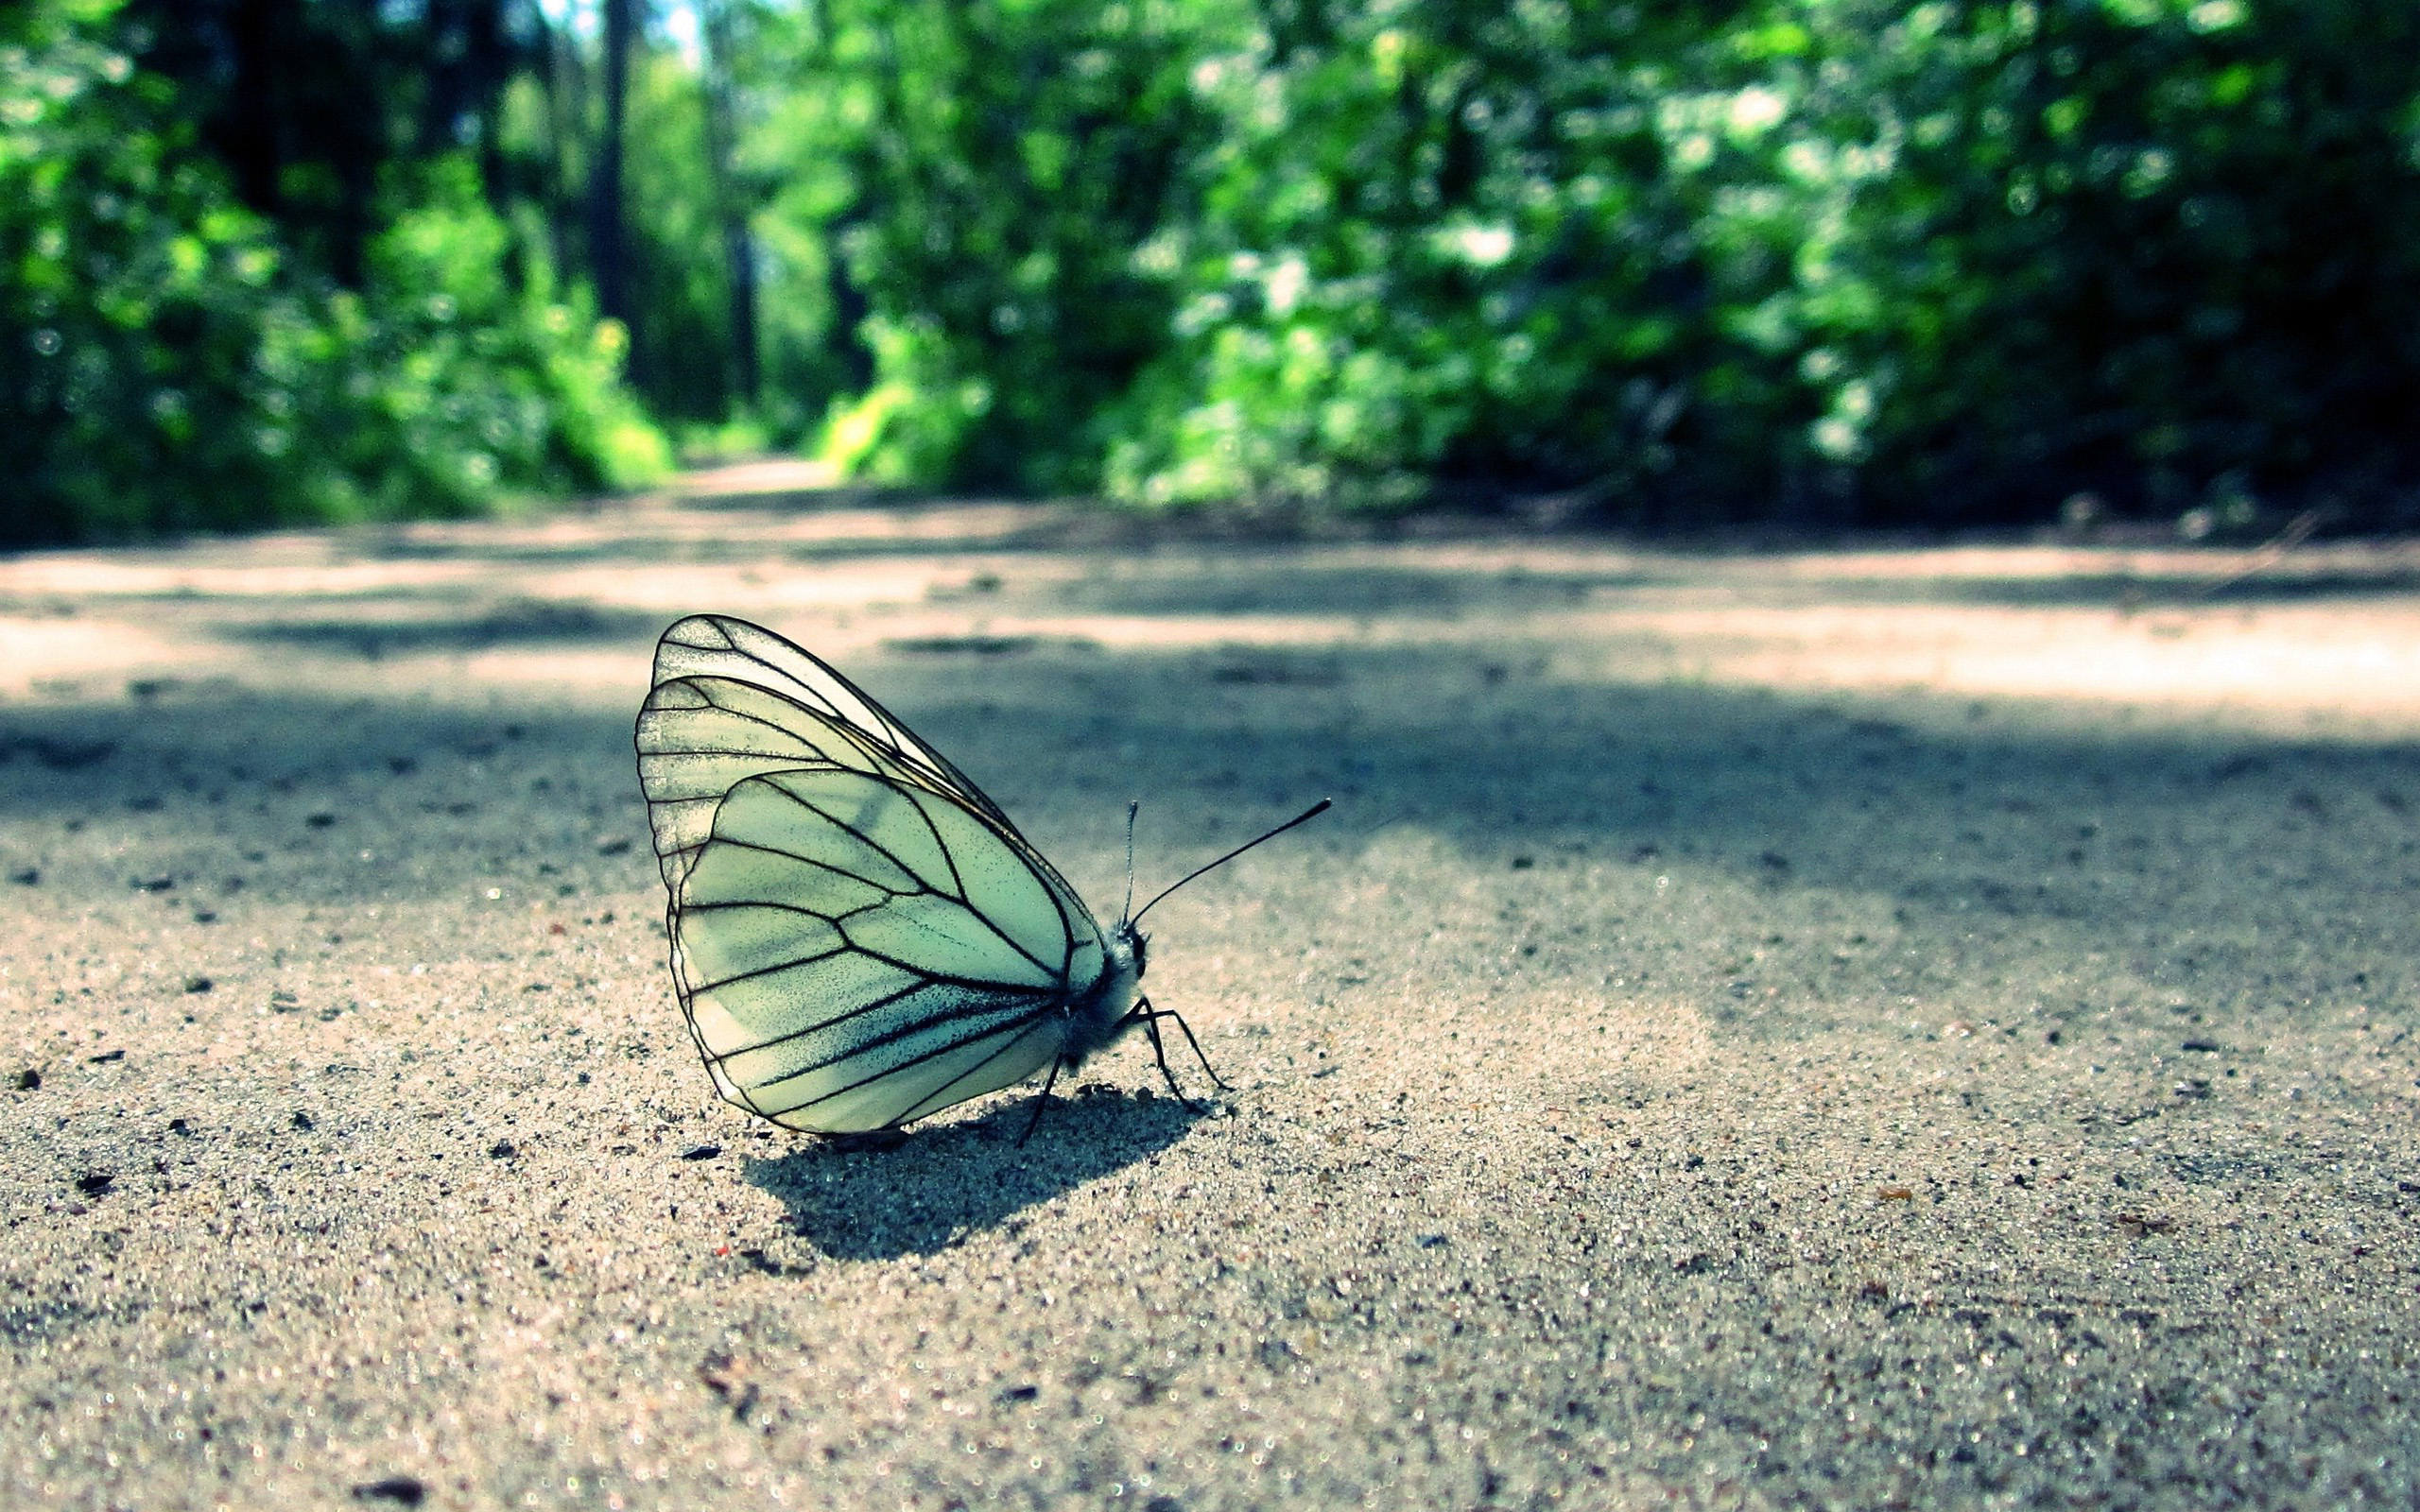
633, 614, 1327, 1136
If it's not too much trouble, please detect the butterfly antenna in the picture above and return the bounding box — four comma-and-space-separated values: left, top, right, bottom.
1129, 798, 1333, 927
1121, 799, 1140, 924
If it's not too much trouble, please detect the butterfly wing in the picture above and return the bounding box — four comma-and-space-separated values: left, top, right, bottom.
639, 614, 1014, 855
634, 617, 1114, 1133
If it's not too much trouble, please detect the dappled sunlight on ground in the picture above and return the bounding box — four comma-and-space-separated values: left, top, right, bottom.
673, 458, 843, 496
5, 490, 2417, 739
1579, 600, 2420, 732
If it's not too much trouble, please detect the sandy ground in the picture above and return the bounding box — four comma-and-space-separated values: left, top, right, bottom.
4, 477, 2418, 1511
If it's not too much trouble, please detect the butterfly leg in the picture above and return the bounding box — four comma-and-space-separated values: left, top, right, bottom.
1136, 1005, 1202, 1112
1153, 1000, 1231, 1092
1017, 1057, 1063, 1146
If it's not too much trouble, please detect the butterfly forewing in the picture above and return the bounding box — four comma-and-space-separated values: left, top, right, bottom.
647, 614, 1019, 830
636, 621, 1119, 1134
898, 784, 1080, 972
637, 677, 911, 889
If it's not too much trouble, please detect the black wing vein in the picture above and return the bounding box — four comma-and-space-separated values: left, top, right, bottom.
766, 1010, 1056, 1114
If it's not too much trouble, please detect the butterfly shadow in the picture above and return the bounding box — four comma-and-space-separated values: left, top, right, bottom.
741, 1085, 1205, 1262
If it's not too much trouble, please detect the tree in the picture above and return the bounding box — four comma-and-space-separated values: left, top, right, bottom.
700, 0, 761, 406
590, 0, 636, 337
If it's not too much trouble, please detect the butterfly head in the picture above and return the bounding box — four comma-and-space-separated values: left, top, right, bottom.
1061, 919, 1146, 1069
1071, 798, 1327, 1067
1115, 917, 1149, 981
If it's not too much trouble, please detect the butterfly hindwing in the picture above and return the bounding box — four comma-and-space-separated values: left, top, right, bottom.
673, 771, 1078, 1133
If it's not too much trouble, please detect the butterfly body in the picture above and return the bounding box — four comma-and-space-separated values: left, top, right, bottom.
1058, 924, 1144, 1071
635, 615, 1239, 1136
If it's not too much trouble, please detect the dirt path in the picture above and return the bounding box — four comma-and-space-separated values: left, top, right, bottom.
5, 481, 2417, 1509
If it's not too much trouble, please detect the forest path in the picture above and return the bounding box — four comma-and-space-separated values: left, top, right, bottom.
5, 483, 2418, 1509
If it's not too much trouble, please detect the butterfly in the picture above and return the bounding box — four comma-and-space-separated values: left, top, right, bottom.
633, 614, 1328, 1137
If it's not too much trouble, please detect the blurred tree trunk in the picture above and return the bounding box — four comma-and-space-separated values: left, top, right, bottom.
220, 0, 285, 217
537, 7, 587, 289
590, 0, 636, 341
700, 0, 760, 406
133, 0, 387, 285
418, 0, 511, 202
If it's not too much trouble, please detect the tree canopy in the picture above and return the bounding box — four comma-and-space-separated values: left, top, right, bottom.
6, 0, 2417, 543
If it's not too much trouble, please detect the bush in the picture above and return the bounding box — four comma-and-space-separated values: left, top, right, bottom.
803, 0, 2420, 524
0, 1, 666, 546
803, 0, 1239, 494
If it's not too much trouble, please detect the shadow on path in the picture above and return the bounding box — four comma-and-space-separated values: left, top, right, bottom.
742, 1086, 1201, 1261
3, 637, 2415, 947
224, 601, 665, 659
5, 529, 2417, 1060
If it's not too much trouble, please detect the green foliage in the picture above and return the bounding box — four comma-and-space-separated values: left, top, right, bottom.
621, 50, 743, 425
4, 2, 284, 540
1, 0, 664, 546
10, 0, 2420, 537
332, 162, 672, 510
783, 0, 2420, 523
1792, 0, 2420, 519
1105, 1, 1747, 510
797, 0, 1243, 492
